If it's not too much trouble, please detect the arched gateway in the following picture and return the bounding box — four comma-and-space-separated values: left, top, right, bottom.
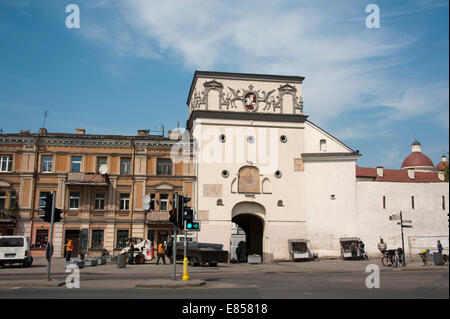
231, 202, 265, 262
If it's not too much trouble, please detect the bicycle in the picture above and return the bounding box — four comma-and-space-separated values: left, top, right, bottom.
381, 249, 399, 267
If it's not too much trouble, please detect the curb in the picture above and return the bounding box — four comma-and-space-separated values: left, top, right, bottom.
135, 279, 206, 288
0, 281, 66, 289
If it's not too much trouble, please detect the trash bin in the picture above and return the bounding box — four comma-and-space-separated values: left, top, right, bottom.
117, 254, 127, 268
433, 253, 444, 266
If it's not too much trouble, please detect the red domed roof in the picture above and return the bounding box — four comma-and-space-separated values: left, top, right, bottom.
401, 152, 434, 169
436, 161, 449, 171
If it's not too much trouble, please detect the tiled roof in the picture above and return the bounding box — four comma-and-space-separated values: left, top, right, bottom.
356, 166, 443, 183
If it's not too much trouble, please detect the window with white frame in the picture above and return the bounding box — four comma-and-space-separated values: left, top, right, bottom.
38, 191, 51, 209
150, 194, 155, 211
116, 230, 129, 249
71, 156, 82, 173
96, 157, 107, 173
157, 158, 172, 175
10, 191, 17, 210
69, 192, 80, 209
159, 194, 168, 211
0, 155, 13, 172
42, 155, 53, 173
0, 192, 5, 213
119, 193, 130, 210
120, 158, 131, 175
94, 193, 105, 210
91, 230, 104, 249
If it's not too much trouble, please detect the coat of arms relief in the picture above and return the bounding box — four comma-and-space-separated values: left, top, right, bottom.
191, 80, 303, 114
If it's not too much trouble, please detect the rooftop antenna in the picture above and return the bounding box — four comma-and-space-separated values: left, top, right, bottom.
42, 109, 48, 129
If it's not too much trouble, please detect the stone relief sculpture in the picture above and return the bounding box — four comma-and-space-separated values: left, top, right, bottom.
190, 80, 303, 114
272, 84, 303, 113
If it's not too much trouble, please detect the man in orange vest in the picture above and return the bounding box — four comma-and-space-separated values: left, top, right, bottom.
65, 239, 73, 261
156, 241, 166, 265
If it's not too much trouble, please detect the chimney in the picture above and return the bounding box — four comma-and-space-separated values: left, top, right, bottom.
438, 171, 445, 181
38, 128, 47, 135
376, 166, 384, 178
138, 129, 149, 137
408, 168, 415, 179
75, 128, 85, 135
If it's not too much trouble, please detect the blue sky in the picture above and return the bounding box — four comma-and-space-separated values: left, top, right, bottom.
0, 0, 448, 169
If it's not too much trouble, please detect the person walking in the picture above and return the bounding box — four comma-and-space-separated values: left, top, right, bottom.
437, 240, 443, 254
128, 241, 134, 265
156, 241, 166, 265
359, 241, 366, 259
64, 239, 73, 261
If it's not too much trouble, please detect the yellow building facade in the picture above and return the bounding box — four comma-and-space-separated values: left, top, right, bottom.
0, 128, 195, 257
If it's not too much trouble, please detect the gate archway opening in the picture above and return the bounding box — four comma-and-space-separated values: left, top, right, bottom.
232, 213, 264, 262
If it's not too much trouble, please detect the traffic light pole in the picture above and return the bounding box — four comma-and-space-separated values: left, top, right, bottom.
172, 224, 177, 281
46, 191, 56, 281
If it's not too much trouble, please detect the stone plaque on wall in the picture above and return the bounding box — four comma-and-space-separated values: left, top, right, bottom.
203, 184, 223, 197
238, 166, 260, 193
197, 210, 209, 221
294, 158, 304, 172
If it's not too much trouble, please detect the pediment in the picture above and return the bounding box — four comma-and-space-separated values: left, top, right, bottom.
0, 179, 12, 188
149, 182, 176, 191
278, 84, 297, 93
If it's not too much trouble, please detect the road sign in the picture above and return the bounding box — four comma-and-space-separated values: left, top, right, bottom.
389, 214, 401, 221
402, 225, 413, 228
402, 220, 412, 223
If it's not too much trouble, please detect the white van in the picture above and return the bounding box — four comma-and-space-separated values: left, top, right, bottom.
0, 236, 33, 267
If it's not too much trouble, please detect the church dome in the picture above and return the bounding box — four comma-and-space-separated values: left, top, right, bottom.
401, 153, 434, 169
400, 140, 435, 171
436, 155, 448, 171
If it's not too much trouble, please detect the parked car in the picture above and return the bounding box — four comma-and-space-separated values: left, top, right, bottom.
0, 236, 33, 267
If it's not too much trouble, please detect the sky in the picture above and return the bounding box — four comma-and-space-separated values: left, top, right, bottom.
0, 0, 448, 169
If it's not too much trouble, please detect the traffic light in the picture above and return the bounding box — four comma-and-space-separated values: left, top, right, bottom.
39, 193, 63, 223
178, 195, 194, 229
185, 221, 200, 231
169, 209, 177, 224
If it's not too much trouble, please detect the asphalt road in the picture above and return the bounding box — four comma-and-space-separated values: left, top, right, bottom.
0, 269, 447, 299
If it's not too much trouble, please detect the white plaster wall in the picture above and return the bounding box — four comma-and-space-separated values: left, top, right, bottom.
304, 121, 353, 153
356, 181, 449, 257
304, 160, 358, 257
193, 118, 308, 260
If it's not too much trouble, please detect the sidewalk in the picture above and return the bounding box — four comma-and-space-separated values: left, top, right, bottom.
0, 257, 447, 288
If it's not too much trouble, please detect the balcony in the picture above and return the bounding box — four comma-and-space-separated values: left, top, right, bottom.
146, 211, 170, 223
0, 206, 17, 224
66, 173, 109, 186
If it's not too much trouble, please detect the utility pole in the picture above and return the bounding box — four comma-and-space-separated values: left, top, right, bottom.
390, 211, 412, 265
172, 193, 178, 281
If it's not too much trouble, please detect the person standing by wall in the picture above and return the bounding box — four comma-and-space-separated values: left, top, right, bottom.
128, 241, 134, 265
377, 238, 387, 256
350, 241, 358, 260
437, 240, 443, 254
64, 239, 73, 261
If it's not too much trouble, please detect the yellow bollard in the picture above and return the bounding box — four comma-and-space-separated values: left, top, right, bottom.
182, 257, 190, 281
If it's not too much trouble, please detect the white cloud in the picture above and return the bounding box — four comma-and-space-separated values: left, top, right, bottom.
75, 0, 448, 134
